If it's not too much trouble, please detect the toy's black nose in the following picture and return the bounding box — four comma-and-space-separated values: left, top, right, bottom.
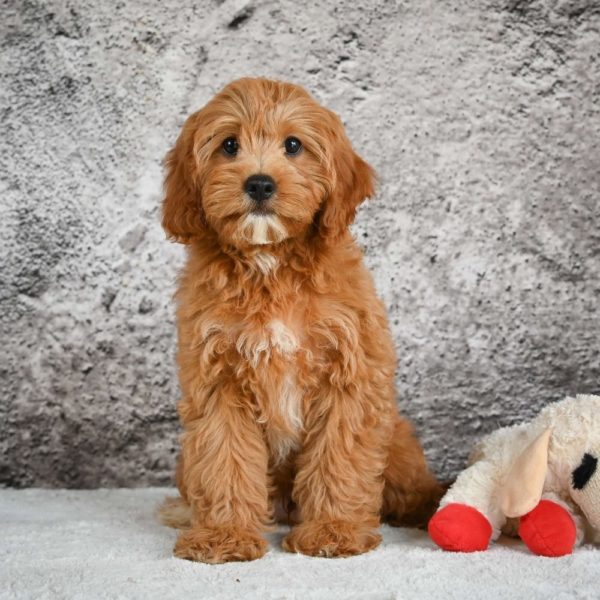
244, 174, 276, 203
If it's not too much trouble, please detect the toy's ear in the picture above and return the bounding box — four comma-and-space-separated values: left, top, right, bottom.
499, 428, 552, 518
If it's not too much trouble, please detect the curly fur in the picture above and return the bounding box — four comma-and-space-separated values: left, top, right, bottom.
158, 78, 442, 563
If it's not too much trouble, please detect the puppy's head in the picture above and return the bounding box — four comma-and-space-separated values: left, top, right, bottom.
162, 78, 374, 249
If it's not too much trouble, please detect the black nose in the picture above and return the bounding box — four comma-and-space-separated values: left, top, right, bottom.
244, 174, 276, 203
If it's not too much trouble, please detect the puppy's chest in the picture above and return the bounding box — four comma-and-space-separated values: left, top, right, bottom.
234, 318, 301, 368
221, 317, 304, 460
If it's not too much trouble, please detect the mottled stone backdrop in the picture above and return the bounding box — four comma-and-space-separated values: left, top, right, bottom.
1, 0, 599, 487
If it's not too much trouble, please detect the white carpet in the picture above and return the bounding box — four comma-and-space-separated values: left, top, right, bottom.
1, 488, 599, 600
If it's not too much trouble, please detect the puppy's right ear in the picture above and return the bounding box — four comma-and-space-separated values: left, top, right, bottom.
162, 116, 205, 243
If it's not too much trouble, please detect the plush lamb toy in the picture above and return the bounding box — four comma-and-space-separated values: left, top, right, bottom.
428, 394, 600, 557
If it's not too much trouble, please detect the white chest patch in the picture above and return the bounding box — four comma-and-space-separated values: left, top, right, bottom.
269, 371, 303, 464
267, 320, 298, 355
235, 320, 299, 367
254, 252, 278, 275
279, 371, 303, 431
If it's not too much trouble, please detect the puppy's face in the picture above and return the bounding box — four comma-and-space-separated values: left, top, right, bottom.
162, 78, 374, 250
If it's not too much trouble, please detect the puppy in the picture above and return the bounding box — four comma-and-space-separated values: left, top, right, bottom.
159, 78, 441, 563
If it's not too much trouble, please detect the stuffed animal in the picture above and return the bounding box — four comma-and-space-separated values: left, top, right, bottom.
428, 394, 600, 557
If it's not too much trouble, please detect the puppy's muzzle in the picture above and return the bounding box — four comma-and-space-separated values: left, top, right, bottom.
245, 174, 276, 204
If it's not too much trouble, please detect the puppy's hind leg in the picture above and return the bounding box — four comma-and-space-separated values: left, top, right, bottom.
157, 496, 192, 529
381, 416, 444, 528
157, 454, 193, 529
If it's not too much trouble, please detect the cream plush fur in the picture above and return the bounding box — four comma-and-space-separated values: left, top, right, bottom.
439, 394, 600, 546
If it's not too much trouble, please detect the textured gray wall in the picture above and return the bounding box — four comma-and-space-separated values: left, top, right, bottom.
1, 0, 599, 488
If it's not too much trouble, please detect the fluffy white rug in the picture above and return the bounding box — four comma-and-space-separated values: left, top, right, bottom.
2, 488, 599, 599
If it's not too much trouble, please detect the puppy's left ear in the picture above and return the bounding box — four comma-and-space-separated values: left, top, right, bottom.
318, 120, 376, 241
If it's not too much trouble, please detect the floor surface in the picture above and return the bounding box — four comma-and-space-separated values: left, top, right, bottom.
2, 488, 599, 599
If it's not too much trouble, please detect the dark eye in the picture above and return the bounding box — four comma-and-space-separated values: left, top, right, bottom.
284, 136, 302, 155
572, 453, 598, 490
222, 137, 238, 156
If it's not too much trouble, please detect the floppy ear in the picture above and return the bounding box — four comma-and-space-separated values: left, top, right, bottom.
499, 428, 552, 518
318, 123, 376, 241
161, 116, 205, 243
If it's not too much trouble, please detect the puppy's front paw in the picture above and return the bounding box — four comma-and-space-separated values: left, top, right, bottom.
174, 526, 267, 563
283, 520, 381, 557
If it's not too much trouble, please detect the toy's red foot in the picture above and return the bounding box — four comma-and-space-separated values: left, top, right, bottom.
428, 503, 492, 552
518, 500, 576, 557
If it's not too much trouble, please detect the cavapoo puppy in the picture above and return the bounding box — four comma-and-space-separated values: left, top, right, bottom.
159, 77, 441, 563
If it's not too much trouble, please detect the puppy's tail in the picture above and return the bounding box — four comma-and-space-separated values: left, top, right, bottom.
381, 416, 445, 528
156, 495, 192, 529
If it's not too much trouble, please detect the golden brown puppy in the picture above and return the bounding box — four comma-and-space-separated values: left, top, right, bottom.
159, 77, 441, 563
